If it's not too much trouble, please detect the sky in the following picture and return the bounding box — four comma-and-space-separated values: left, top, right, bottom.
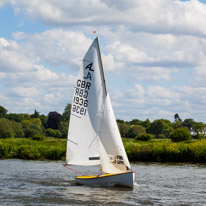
0, 0, 206, 122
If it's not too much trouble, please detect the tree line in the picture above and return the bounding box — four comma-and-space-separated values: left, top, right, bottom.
0, 104, 205, 142
0, 104, 71, 140
117, 113, 206, 142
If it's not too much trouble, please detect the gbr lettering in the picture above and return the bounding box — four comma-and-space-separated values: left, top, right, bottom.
72, 62, 94, 116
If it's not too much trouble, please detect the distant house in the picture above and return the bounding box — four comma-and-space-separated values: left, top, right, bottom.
190, 127, 206, 138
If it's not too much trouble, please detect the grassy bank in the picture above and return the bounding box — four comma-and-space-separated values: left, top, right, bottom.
124, 138, 206, 163
0, 138, 66, 160
1, 138, 206, 163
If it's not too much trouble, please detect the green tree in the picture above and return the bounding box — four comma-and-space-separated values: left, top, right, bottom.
32, 134, 45, 141
11, 121, 24, 138
30, 109, 40, 118
39, 114, 48, 127
30, 123, 43, 134
147, 119, 173, 138
182, 118, 195, 130
128, 118, 151, 129
0, 118, 14, 138
58, 121, 69, 138
127, 125, 146, 138
141, 118, 151, 129
55, 130, 62, 138
31, 118, 42, 126
116, 119, 125, 124
25, 129, 39, 138
6, 113, 30, 122
117, 122, 130, 137
47, 111, 62, 130
61, 103, 71, 122
129, 119, 143, 125
193, 122, 205, 139
21, 120, 33, 129
21, 119, 43, 138
45, 128, 56, 137
170, 127, 192, 142
0, 106, 7, 118
174, 113, 182, 122
157, 133, 166, 139
173, 113, 182, 129
136, 133, 153, 141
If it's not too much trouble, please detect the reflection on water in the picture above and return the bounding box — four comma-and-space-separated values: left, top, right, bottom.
0, 159, 206, 205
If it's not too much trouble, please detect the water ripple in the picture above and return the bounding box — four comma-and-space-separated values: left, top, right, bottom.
0, 160, 206, 205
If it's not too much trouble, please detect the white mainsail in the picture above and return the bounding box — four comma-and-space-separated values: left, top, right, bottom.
66, 38, 105, 166
66, 38, 130, 174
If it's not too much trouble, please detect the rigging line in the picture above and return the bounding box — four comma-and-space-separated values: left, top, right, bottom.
64, 164, 103, 176
64, 164, 85, 176
67, 139, 78, 145
88, 134, 98, 149
83, 59, 92, 63
70, 113, 81, 119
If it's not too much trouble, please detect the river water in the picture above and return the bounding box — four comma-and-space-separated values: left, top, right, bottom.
0, 159, 206, 206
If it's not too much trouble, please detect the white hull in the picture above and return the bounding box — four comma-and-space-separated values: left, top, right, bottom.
75, 171, 135, 188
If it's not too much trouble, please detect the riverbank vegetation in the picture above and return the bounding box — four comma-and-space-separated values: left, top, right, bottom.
1, 138, 206, 163
124, 138, 206, 163
0, 104, 206, 163
0, 138, 66, 160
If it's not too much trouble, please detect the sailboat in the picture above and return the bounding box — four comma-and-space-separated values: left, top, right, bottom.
65, 37, 135, 188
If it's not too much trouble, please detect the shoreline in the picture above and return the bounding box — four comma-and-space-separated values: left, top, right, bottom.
1, 138, 206, 163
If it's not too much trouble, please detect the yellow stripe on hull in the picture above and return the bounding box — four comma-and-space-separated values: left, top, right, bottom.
75, 171, 135, 188
76, 173, 119, 179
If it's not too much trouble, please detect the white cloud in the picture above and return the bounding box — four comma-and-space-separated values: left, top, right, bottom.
43, 93, 56, 103
127, 67, 177, 82
12, 29, 92, 69
0, 38, 11, 47
12, 32, 27, 40
179, 86, 206, 105
193, 66, 206, 86
101, 53, 115, 72
0, 72, 6, 78
10, 0, 206, 36
0, 33, 76, 114
0, 0, 8, 7
1, 0, 206, 122
127, 84, 145, 99
0, 37, 33, 72
106, 41, 150, 64
33, 65, 58, 81
147, 86, 179, 99
12, 86, 40, 98
101, 30, 205, 79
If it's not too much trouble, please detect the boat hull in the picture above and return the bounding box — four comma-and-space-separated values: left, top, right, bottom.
75, 171, 135, 188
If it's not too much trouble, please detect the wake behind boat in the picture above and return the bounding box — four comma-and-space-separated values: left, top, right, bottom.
65, 37, 135, 188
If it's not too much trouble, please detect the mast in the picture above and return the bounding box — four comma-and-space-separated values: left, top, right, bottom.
96, 37, 107, 96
